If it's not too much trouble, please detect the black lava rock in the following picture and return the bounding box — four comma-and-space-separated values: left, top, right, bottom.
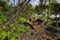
46, 27, 58, 33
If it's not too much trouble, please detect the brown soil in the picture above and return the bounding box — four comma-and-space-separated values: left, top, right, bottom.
21, 21, 60, 40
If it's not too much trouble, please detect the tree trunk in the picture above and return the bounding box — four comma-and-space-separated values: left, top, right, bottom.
0, 0, 31, 26
55, 13, 58, 28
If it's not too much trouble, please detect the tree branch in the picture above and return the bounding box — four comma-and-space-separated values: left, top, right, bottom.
0, 0, 31, 26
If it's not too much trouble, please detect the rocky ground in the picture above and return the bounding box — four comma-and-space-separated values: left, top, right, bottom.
21, 19, 60, 40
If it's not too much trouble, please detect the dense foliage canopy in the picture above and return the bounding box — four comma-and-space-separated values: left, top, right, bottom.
0, 0, 60, 40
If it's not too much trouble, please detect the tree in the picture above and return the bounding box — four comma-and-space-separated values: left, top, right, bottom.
0, 0, 31, 40
0, 0, 31, 26
35, 0, 49, 22
0, 0, 13, 24
20, 4, 36, 21
35, 0, 58, 23
50, 3, 60, 27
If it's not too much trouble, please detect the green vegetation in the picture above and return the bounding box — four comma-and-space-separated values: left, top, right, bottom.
0, 0, 60, 40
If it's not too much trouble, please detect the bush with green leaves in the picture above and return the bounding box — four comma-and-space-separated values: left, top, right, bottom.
0, 16, 31, 40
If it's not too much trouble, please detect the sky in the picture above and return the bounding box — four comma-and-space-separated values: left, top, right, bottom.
10, 0, 39, 6
58, 0, 60, 3
30, 0, 39, 6
10, 0, 60, 6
